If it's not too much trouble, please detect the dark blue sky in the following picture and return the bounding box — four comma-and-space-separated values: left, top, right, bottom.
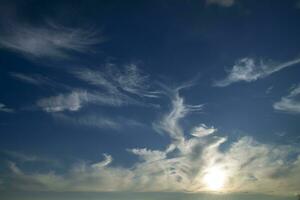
0, 0, 300, 199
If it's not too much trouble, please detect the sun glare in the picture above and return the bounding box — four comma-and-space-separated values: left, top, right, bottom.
203, 166, 226, 191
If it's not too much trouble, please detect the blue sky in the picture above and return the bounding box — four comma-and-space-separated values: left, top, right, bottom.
0, 0, 300, 199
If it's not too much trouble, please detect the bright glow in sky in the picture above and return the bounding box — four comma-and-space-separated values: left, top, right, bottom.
203, 166, 226, 191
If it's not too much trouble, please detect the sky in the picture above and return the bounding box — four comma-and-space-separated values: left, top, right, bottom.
0, 0, 300, 200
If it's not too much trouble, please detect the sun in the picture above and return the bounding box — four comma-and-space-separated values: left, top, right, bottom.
203, 166, 226, 191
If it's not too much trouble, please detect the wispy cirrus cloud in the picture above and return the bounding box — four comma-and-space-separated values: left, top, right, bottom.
0, 103, 14, 113
214, 57, 300, 87
0, 21, 104, 60
73, 64, 161, 98
53, 113, 121, 130
273, 84, 300, 114
72, 67, 118, 93
36, 64, 160, 113
3, 151, 59, 166
206, 0, 235, 7
10, 73, 44, 85
10, 72, 69, 89
109, 64, 160, 98
52, 113, 143, 130
153, 84, 203, 142
36, 89, 137, 113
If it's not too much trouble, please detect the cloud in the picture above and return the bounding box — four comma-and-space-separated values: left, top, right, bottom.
0, 103, 14, 113
36, 90, 88, 112
52, 113, 144, 130
214, 57, 300, 87
5, 151, 41, 162
53, 113, 118, 130
128, 148, 166, 162
28, 63, 161, 113
10, 72, 69, 89
206, 0, 235, 7
91, 154, 113, 168
73, 64, 161, 98
266, 86, 274, 94
34, 64, 160, 113
36, 89, 139, 113
10, 73, 44, 85
153, 85, 203, 142
109, 64, 160, 98
0, 21, 104, 59
72, 67, 117, 93
4, 151, 59, 166
3, 85, 300, 195
273, 84, 300, 114
191, 124, 217, 138
220, 137, 300, 194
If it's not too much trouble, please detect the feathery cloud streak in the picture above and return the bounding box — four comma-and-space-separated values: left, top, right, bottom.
273, 84, 300, 114
52, 113, 143, 130
36, 64, 160, 113
0, 21, 103, 59
214, 57, 300, 87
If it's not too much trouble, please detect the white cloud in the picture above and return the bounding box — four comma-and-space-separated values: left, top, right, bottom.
128, 148, 166, 162
273, 84, 300, 114
40, 64, 161, 113
0, 103, 14, 113
206, 0, 235, 7
52, 113, 143, 130
214, 57, 300, 87
73, 64, 161, 98
4, 151, 59, 167
191, 124, 217, 138
10, 72, 69, 89
91, 154, 113, 168
36, 89, 133, 113
153, 86, 203, 142
5, 151, 41, 162
3, 85, 300, 196
8, 162, 23, 176
219, 137, 300, 194
0, 21, 103, 59
36, 91, 88, 112
72, 68, 117, 93
10, 73, 44, 85
266, 86, 274, 94
110, 64, 158, 98
53, 113, 120, 130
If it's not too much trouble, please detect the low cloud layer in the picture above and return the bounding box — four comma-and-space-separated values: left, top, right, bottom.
214, 57, 300, 87
3, 86, 300, 196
